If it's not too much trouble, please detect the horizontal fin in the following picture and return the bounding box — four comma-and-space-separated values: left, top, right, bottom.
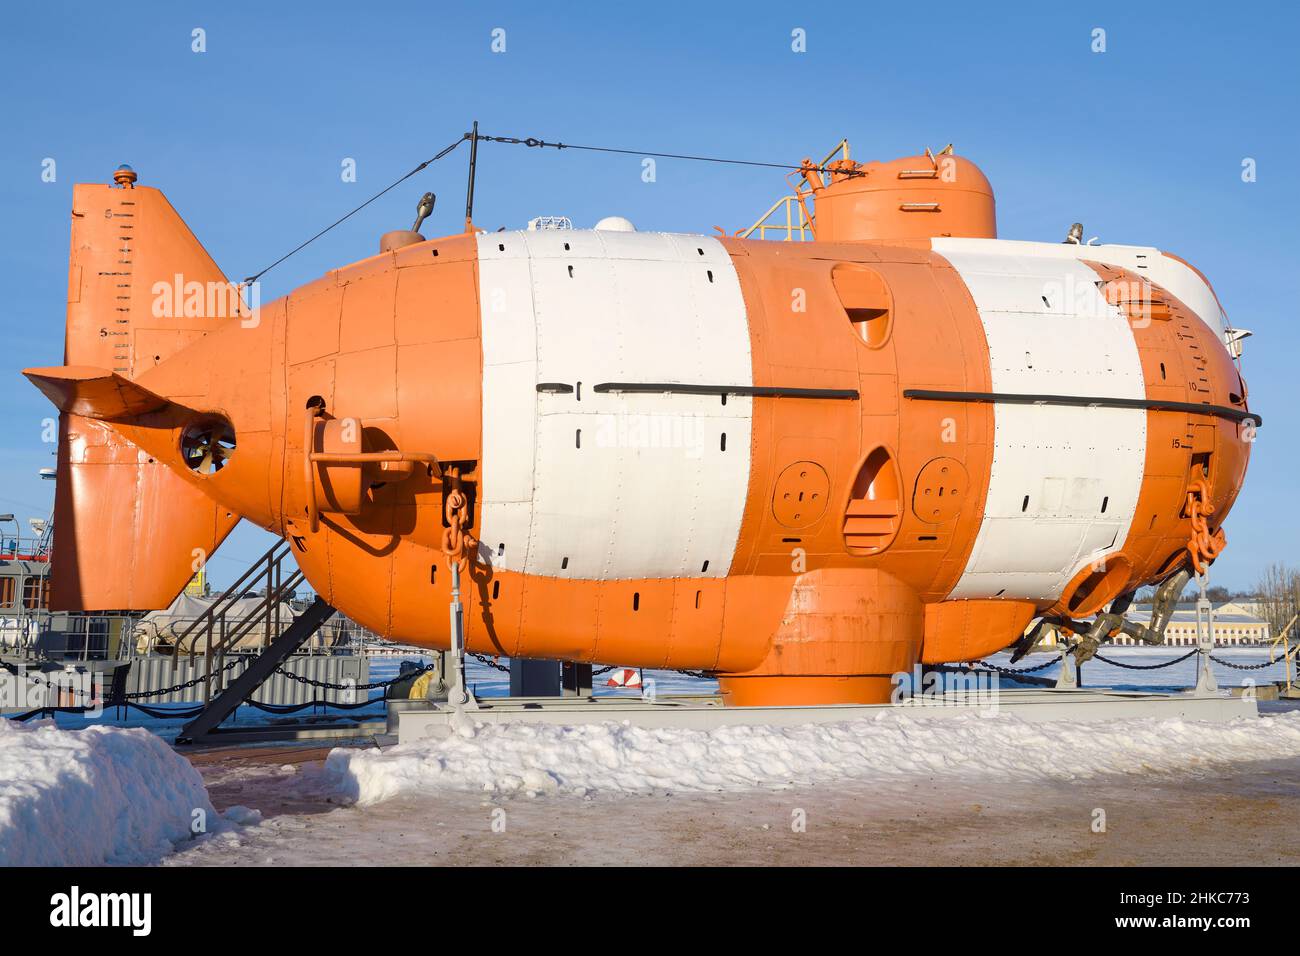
23, 366, 170, 421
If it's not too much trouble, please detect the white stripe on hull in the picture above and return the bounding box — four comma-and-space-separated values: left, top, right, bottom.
477, 230, 752, 580
933, 242, 1148, 602
933, 237, 1228, 340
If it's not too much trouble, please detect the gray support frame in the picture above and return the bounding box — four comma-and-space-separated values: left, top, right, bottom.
510, 658, 561, 696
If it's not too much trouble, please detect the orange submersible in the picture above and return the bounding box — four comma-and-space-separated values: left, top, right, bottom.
25, 138, 1256, 706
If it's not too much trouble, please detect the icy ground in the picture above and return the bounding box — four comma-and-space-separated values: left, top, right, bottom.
165, 712, 1300, 867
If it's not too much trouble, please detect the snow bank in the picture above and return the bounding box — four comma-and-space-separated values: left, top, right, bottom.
0, 718, 216, 866
327, 710, 1300, 803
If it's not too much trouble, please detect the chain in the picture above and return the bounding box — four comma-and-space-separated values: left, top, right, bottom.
1, 660, 84, 689
1092, 649, 1199, 670
440, 467, 478, 573
977, 650, 1232, 673
125, 657, 243, 700
1185, 478, 1226, 576
2, 657, 250, 702
973, 655, 1064, 675
470, 653, 511, 673
275, 661, 436, 690
1208, 655, 1281, 671
0, 660, 106, 702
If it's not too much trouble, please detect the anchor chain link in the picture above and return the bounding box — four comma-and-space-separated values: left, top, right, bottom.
1185, 478, 1226, 576
440, 467, 478, 573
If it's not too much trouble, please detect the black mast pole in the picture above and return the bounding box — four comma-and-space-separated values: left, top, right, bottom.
464, 120, 479, 231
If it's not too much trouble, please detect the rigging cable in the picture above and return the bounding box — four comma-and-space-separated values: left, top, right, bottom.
475, 132, 865, 178
240, 126, 860, 287
241, 133, 470, 286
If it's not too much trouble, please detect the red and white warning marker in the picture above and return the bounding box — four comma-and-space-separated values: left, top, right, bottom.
605, 668, 642, 688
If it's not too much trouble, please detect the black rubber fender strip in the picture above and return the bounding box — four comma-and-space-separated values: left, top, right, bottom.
902, 389, 1260, 426
592, 382, 860, 400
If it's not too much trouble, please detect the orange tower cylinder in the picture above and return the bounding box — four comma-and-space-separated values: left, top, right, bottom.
811, 152, 996, 242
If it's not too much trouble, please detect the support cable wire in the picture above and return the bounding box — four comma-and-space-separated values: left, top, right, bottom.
242, 126, 860, 286
476, 133, 866, 178
241, 133, 470, 285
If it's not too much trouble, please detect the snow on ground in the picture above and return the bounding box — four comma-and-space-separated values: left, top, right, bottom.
0, 718, 218, 866
324, 708, 1300, 803
5, 644, 1296, 866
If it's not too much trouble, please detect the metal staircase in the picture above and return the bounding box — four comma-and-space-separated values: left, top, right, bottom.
169, 541, 340, 745
177, 596, 337, 744
171, 540, 303, 702
736, 138, 850, 241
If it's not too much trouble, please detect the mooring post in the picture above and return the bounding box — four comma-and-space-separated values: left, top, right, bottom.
448, 561, 469, 708
1055, 650, 1078, 690
1192, 576, 1218, 696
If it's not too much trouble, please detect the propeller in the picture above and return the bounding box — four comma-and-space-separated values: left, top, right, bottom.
181, 420, 236, 474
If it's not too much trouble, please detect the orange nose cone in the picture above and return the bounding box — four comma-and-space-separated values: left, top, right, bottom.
813, 152, 996, 242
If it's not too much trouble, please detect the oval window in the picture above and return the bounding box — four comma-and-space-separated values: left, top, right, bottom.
842, 446, 902, 554
831, 263, 893, 348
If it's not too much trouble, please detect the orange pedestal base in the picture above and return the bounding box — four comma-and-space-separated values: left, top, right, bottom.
717, 675, 900, 706
715, 567, 924, 706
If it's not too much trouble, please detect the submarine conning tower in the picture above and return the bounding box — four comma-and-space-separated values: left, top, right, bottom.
801, 147, 997, 242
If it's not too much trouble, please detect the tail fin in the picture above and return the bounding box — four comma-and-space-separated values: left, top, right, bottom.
38, 178, 241, 611
25, 366, 169, 421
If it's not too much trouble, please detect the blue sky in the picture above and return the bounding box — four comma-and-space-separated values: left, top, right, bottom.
1, 1, 1295, 590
